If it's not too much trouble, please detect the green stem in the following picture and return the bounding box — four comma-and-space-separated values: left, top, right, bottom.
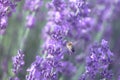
20, 28, 30, 50
72, 64, 84, 80
94, 23, 106, 43
0, 35, 3, 44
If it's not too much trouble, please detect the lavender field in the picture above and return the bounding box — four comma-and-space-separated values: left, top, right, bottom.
0, 0, 120, 80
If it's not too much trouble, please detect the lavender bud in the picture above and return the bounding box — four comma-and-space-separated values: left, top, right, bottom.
12, 50, 25, 74
24, 0, 43, 29
80, 39, 114, 79
26, 14, 35, 28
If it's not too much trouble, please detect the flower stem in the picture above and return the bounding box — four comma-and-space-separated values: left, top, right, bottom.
0, 35, 3, 44
95, 24, 106, 43
20, 28, 30, 50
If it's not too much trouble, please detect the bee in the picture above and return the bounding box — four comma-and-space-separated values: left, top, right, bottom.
66, 41, 75, 54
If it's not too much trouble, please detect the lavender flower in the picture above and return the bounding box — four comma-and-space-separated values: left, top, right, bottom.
0, 16, 8, 34
12, 50, 25, 74
0, 0, 16, 16
0, 0, 22, 35
89, 0, 117, 41
39, 0, 93, 79
24, 0, 43, 28
26, 0, 119, 80
26, 14, 36, 28
26, 56, 59, 80
26, 55, 76, 80
42, 0, 93, 57
79, 39, 114, 80
24, 0, 43, 11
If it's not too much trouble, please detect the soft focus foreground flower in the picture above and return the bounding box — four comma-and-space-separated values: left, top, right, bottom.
0, 16, 8, 34
12, 50, 25, 74
24, 0, 42, 11
89, 0, 118, 41
79, 39, 114, 80
0, 0, 21, 35
26, 14, 36, 28
24, 0, 43, 28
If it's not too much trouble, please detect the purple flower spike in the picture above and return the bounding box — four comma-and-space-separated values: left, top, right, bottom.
79, 39, 114, 80
26, 56, 58, 80
24, 0, 43, 28
26, 14, 35, 28
24, 0, 43, 12
0, 16, 8, 29
12, 50, 25, 74
0, 0, 21, 35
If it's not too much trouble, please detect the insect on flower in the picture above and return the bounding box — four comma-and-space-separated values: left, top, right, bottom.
66, 41, 75, 54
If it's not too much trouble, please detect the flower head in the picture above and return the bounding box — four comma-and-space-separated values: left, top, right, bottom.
79, 39, 114, 80
24, 0, 43, 12
12, 50, 25, 74
24, 0, 43, 28
0, 0, 21, 35
26, 56, 59, 80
